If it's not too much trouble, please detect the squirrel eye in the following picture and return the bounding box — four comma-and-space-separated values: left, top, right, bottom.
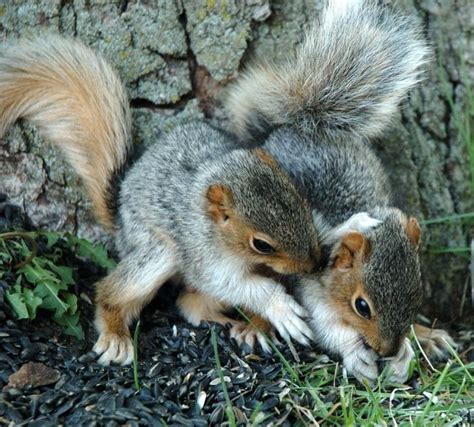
355, 297, 371, 320
251, 238, 275, 255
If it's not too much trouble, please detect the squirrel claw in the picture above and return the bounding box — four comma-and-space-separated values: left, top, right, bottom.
93, 333, 134, 366
385, 338, 414, 384
343, 345, 379, 386
230, 322, 275, 354
265, 295, 314, 346
415, 326, 457, 361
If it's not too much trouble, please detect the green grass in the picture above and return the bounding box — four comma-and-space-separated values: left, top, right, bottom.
230, 311, 473, 425
211, 328, 237, 427
1, 230, 472, 425
133, 320, 141, 391
266, 343, 472, 425
420, 213, 474, 226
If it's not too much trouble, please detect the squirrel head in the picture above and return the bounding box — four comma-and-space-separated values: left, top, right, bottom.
205, 148, 319, 275
323, 208, 422, 357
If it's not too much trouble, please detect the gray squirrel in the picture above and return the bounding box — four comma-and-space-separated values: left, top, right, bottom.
221, 0, 455, 384
0, 36, 320, 365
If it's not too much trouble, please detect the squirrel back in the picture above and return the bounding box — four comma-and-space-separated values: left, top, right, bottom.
227, 0, 430, 142
0, 35, 132, 230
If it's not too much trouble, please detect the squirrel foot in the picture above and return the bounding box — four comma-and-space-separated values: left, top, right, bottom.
264, 291, 314, 346
342, 344, 379, 385
384, 338, 414, 384
414, 324, 456, 361
93, 332, 134, 366
93, 299, 134, 366
343, 338, 415, 385
229, 314, 280, 354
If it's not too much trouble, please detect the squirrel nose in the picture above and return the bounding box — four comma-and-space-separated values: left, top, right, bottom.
378, 340, 401, 358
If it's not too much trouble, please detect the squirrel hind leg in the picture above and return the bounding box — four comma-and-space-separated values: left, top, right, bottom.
94, 245, 179, 365
229, 313, 278, 354
413, 324, 457, 361
176, 289, 237, 328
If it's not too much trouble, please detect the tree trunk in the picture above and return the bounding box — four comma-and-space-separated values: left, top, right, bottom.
0, 0, 472, 321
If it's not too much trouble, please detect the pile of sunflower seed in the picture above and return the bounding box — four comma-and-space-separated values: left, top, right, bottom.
0, 295, 320, 426
0, 196, 319, 426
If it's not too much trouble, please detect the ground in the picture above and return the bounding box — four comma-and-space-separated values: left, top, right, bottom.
0, 200, 472, 426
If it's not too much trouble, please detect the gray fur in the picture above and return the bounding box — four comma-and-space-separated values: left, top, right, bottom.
226, 0, 428, 359
227, 0, 430, 142
117, 122, 318, 310
363, 208, 422, 350
263, 129, 390, 226
263, 129, 423, 343
119, 122, 316, 263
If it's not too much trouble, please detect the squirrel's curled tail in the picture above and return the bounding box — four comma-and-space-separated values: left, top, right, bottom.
227, 0, 430, 141
0, 35, 132, 230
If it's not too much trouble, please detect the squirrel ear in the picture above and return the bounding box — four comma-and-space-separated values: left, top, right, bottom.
206, 184, 234, 223
405, 217, 421, 249
334, 232, 366, 269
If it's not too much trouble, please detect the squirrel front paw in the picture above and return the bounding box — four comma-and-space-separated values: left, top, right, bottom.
343, 339, 415, 385
384, 338, 414, 384
93, 333, 134, 366
342, 345, 379, 385
264, 293, 314, 346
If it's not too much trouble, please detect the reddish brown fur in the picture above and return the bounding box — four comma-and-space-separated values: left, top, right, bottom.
0, 37, 132, 230
206, 185, 314, 274
254, 148, 278, 167
405, 217, 421, 249
247, 313, 274, 335
206, 184, 234, 223
95, 274, 130, 339
96, 303, 130, 338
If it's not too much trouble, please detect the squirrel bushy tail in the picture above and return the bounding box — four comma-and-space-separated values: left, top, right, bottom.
0, 35, 132, 230
227, 0, 430, 141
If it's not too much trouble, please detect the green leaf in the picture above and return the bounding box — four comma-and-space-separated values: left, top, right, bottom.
17, 239, 31, 257
35, 281, 69, 317
15, 275, 22, 287
67, 235, 116, 271
64, 292, 78, 315
6, 290, 29, 319
20, 262, 60, 286
46, 262, 75, 286
53, 312, 84, 340
23, 288, 43, 319
42, 232, 62, 248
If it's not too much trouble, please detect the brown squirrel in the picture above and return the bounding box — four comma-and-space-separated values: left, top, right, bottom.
0, 36, 320, 365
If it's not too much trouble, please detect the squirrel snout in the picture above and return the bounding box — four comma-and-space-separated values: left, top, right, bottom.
363, 338, 401, 358
376, 340, 402, 358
